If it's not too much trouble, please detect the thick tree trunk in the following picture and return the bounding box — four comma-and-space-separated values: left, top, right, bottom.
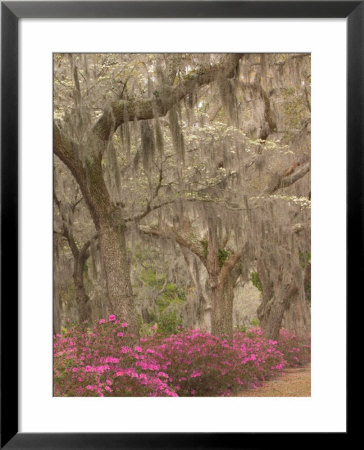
205, 219, 232, 338
257, 254, 310, 340
98, 220, 139, 337
264, 299, 287, 341
210, 275, 234, 339
82, 155, 140, 338
258, 263, 300, 340
283, 285, 310, 337
181, 249, 212, 331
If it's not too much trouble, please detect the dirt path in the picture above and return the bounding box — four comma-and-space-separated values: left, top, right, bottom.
236, 364, 311, 397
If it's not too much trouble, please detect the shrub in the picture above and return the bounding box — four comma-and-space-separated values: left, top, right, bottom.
277, 329, 311, 367
53, 315, 177, 397
157, 310, 182, 335
250, 317, 260, 327
54, 316, 310, 397
140, 329, 286, 396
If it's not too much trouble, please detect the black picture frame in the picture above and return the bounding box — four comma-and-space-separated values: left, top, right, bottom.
1, 1, 358, 448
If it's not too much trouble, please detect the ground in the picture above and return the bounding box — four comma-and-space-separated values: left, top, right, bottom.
236, 364, 311, 397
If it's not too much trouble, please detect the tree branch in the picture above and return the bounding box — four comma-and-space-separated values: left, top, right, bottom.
262, 161, 310, 195
125, 199, 175, 223
91, 54, 243, 142
53, 124, 91, 203
139, 224, 207, 265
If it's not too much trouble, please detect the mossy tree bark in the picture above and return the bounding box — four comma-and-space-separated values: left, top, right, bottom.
257, 257, 309, 340
282, 263, 310, 337
209, 274, 235, 339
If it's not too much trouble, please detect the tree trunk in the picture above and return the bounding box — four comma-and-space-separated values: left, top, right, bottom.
53, 288, 61, 335
73, 245, 92, 323
264, 298, 287, 341
256, 259, 274, 330
59, 215, 93, 324
181, 249, 211, 331
257, 256, 309, 340
98, 220, 140, 337
283, 284, 310, 337
79, 155, 140, 339
74, 282, 91, 323
210, 275, 234, 339
261, 271, 299, 341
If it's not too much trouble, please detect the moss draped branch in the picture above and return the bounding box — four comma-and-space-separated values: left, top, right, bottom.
263, 161, 310, 195
139, 224, 245, 284
53, 54, 243, 208
139, 224, 207, 265
89, 54, 243, 142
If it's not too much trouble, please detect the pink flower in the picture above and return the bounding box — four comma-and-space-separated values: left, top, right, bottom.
98, 319, 106, 324
101, 356, 119, 363
134, 346, 142, 353
157, 372, 169, 378
108, 315, 116, 321
105, 386, 112, 392
190, 371, 202, 378
117, 332, 124, 337
121, 322, 128, 328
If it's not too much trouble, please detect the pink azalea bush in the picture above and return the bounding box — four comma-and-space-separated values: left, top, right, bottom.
277, 328, 311, 367
53, 315, 177, 397
53, 315, 310, 397
140, 329, 286, 396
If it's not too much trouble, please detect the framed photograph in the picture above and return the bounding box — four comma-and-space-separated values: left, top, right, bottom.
1, 1, 357, 448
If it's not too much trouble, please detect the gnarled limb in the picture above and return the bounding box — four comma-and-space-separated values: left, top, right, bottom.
262, 161, 310, 195
61, 54, 243, 146
139, 224, 207, 265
